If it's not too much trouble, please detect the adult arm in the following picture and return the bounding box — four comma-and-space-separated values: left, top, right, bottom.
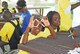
71, 2, 80, 10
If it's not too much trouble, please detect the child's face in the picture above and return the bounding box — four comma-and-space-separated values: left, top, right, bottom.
2, 3, 8, 9
16, 6, 23, 12
16, 6, 27, 13
52, 13, 60, 27
31, 19, 42, 35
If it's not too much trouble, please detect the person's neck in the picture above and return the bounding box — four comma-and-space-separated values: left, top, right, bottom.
51, 24, 57, 29
4, 8, 8, 10
23, 9, 28, 13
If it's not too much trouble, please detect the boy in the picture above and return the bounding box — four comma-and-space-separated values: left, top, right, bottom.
0, 10, 18, 53
0, 10, 19, 45
2, 1, 9, 13
16, 0, 31, 33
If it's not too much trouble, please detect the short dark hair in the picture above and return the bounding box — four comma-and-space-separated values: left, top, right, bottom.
2, 1, 8, 7
17, 0, 26, 8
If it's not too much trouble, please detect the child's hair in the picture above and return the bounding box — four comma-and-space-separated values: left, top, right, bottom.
17, 0, 26, 8
2, 1, 8, 7
32, 14, 45, 31
46, 11, 60, 25
3, 10, 12, 19
32, 14, 42, 19
46, 11, 60, 32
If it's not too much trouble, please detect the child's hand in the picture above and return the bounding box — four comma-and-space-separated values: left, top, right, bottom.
33, 19, 40, 27
47, 34, 56, 39
41, 16, 50, 27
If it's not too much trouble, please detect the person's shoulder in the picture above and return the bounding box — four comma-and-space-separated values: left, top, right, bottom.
11, 20, 18, 25
1, 22, 11, 29
5, 20, 17, 26
44, 28, 50, 31
26, 11, 31, 17
40, 28, 50, 33
26, 11, 31, 15
27, 11, 30, 13
5, 22, 10, 25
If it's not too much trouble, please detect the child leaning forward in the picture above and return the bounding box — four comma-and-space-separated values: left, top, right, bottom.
18, 16, 56, 54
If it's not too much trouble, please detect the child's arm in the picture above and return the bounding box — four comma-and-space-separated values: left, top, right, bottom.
22, 27, 30, 44
47, 25, 56, 38
22, 16, 34, 44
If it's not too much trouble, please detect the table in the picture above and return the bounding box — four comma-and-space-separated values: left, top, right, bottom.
18, 32, 80, 54
27, 6, 50, 16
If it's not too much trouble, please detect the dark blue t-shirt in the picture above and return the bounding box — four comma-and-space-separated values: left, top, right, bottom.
20, 11, 31, 33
